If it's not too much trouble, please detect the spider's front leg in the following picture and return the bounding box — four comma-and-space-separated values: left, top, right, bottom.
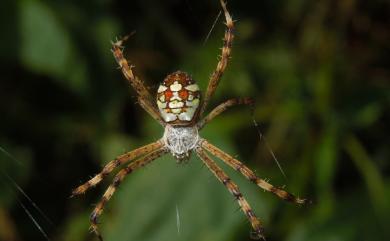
196, 147, 265, 240
201, 140, 310, 205
111, 36, 165, 126
90, 148, 168, 241
200, 0, 234, 116
72, 140, 163, 196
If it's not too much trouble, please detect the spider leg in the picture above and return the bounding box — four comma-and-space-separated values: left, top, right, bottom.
198, 97, 254, 129
72, 140, 164, 196
112, 37, 165, 126
90, 148, 168, 240
200, 0, 234, 116
196, 147, 265, 240
201, 140, 310, 205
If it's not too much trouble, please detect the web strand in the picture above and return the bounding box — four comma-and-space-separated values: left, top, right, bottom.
3, 172, 54, 227
176, 204, 181, 236
0, 146, 54, 239
203, 10, 222, 46
17, 199, 52, 241
250, 110, 288, 180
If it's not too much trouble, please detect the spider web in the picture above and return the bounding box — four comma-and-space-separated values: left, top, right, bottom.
203, 10, 222, 46
251, 118, 288, 180
0, 145, 53, 241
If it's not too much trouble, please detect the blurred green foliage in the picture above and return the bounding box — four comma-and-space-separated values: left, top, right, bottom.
0, 0, 389, 241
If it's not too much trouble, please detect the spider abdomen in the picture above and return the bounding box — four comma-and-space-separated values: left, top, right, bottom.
157, 71, 201, 125
163, 125, 199, 161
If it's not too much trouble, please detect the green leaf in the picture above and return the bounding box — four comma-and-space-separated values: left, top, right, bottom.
19, 0, 87, 93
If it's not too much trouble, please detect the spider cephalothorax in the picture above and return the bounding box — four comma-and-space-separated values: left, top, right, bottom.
157, 71, 201, 125
73, 1, 309, 240
163, 125, 199, 161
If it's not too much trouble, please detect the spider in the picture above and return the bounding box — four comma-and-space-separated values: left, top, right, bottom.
72, 0, 309, 240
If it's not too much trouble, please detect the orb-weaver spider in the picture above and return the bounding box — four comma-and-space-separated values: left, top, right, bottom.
72, 0, 309, 240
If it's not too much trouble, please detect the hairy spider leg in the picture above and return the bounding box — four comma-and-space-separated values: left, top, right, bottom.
90, 148, 168, 241
198, 97, 254, 129
201, 140, 310, 205
196, 147, 265, 240
72, 140, 164, 196
200, 0, 234, 116
112, 38, 165, 126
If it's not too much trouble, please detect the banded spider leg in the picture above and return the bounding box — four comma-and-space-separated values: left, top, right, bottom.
201, 140, 310, 205
111, 36, 165, 126
89, 147, 168, 240
72, 140, 167, 240
200, 0, 235, 116
72, 140, 164, 196
198, 97, 255, 129
196, 147, 265, 240
196, 139, 309, 239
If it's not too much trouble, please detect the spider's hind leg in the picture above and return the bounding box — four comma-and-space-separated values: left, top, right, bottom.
196, 147, 266, 240
72, 140, 163, 196
201, 140, 310, 205
89, 148, 167, 240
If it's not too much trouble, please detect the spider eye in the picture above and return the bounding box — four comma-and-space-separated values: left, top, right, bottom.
157, 71, 201, 124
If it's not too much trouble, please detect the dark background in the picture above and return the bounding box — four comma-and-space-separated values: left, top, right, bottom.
0, 0, 389, 241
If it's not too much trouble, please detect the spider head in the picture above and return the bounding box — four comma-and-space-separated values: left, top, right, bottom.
157, 71, 201, 125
